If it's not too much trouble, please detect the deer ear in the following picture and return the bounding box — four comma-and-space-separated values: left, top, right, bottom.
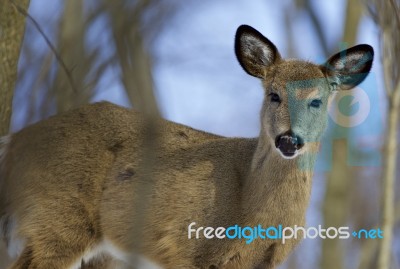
235, 25, 281, 78
322, 44, 374, 91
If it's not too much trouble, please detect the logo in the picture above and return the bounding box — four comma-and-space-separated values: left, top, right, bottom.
328, 86, 371, 128
187, 222, 383, 245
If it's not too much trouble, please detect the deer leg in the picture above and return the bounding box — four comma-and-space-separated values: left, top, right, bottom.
8, 242, 86, 269
7, 216, 99, 268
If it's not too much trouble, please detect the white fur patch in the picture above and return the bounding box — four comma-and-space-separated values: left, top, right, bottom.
68, 239, 162, 269
128, 252, 163, 269
277, 149, 299, 160
68, 242, 111, 269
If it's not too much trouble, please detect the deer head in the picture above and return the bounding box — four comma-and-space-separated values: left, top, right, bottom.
235, 25, 374, 159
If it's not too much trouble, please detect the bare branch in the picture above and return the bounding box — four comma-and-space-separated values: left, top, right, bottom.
9, 0, 77, 94
369, 0, 400, 268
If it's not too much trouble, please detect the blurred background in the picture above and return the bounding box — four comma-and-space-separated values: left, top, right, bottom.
1, 0, 399, 268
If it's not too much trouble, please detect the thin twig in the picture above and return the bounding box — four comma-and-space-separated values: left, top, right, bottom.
9, 0, 77, 93
303, 0, 330, 56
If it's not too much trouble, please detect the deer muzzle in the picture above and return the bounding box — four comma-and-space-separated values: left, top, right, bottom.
275, 131, 304, 158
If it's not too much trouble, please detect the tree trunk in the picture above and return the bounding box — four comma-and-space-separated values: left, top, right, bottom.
374, 1, 400, 268
321, 1, 362, 269
0, 0, 30, 267
378, 77, 400, 269
0, 0, 30, 135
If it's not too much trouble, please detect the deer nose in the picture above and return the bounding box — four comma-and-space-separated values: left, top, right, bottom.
275, 131, 304, 158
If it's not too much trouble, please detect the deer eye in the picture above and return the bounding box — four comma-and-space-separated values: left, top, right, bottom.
269, 93, 281, 103
310, 99, 322, 108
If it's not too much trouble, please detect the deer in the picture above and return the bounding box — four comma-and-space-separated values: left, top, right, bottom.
0, 25, 373, 269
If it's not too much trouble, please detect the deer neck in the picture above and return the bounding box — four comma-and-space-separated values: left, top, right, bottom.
241, 131, 317, 223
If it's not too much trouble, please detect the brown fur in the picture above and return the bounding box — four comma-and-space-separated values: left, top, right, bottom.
0, 25, 373, 268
